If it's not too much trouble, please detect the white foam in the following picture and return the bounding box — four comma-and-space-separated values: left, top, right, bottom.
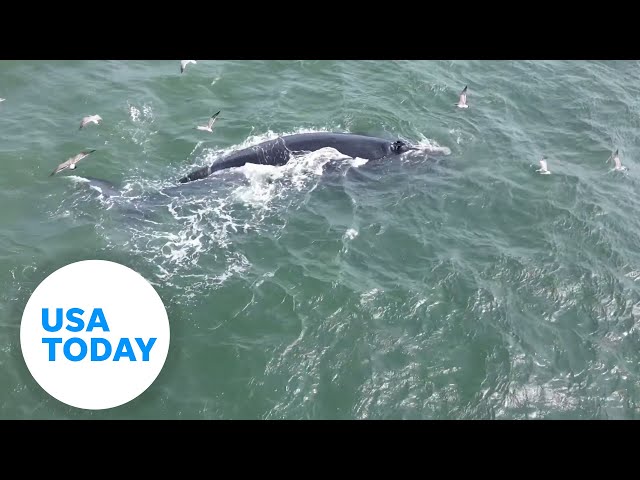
230, 147, 352, 209
127, 101, 154, 123
344, 228, 359, 240
117, 140, 356, 293
65, 175, 91, 184
113, 101, 158, 151
415, 133, 452, 155
128, 104, 141, 122
349, 157, 369, 168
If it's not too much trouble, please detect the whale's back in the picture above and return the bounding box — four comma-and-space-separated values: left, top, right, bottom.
178, 132, 395, 183
282, 132, 392, 160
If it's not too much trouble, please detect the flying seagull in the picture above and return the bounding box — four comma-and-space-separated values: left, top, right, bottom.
50, 150, 96, 176
536, 157, 551, 175
196, 111, 221, 132
181, 60, 197, 73
607, 149, 627, 171
0, 98, 5, 102
455, 85, 468, 109
79, 114, 102, 130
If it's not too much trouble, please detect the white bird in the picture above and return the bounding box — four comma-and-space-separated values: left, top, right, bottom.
0, 98, 5, 102
196, 111, 220, 132
79, 114, 102, 130
455, 85, 468, 109
50, 150, 96, 176
607, 149, 627, 171
536, 157, 551, 175
181, 60, 197, 73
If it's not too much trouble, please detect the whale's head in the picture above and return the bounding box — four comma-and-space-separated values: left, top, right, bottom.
390, 140, 418, 154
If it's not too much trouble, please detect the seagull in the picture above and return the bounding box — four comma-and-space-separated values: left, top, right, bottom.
0, 98, 5, 102
181, 60, 197, 73
79, 114, 102, 130
50, 150, 96, 176
196, 111, 221, 132
455, 85, 468, 109
607, 149, 627, 171
536, 157, 551, 175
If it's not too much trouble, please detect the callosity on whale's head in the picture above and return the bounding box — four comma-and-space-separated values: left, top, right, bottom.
390, 140, 418, 154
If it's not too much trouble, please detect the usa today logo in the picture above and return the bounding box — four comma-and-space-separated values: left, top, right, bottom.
20, 260, 170, 410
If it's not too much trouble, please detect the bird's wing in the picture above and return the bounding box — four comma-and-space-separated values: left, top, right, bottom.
208, 110, 221, 128
75, 149, 96, 163
71, 152, 87, 163
50, 159, 72, 176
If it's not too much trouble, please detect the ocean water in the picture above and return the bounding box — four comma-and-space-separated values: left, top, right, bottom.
1, 59, 639, 419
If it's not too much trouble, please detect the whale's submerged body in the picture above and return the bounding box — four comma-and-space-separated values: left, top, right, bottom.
177, 131, 420, 183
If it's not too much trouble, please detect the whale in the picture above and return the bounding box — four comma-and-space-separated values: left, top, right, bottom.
177, 131, 420, 184
72, 131, 449, 207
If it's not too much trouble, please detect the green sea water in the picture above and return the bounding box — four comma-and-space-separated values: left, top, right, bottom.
1, 60, 639, 419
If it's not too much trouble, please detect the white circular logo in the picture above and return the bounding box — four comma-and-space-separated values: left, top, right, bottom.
20, 260, 170, 410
